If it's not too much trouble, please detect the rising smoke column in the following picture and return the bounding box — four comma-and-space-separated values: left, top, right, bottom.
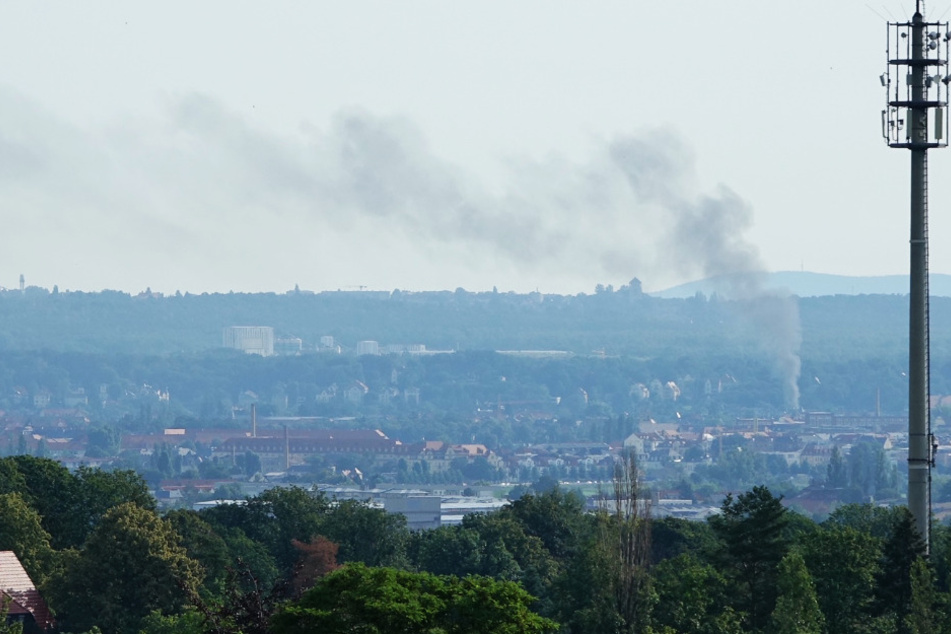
609, 132, 802, 410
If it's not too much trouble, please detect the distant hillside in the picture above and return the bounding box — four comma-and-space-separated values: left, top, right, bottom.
651, 271, 951, 298
0, 283, 945, 362
4, 285, 951, 415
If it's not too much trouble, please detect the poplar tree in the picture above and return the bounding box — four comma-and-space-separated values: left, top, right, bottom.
826, 445, 848, 488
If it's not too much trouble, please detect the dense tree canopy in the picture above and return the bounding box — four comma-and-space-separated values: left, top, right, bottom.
270, 563, 559, 634
800, 525, 881, 634
0, 493, 56, 586
2, 458, 951, 634
51, 502, 202, 634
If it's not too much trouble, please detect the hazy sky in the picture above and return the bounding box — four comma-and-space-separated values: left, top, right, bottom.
0, 1, 942, 294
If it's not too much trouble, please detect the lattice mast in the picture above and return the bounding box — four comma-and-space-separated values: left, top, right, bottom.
882, 0, 949, 554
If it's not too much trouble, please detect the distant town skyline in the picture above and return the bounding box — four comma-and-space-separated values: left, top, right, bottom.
0, 1, 943, 295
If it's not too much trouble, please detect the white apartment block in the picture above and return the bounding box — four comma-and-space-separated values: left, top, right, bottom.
223, 326, 275, 356
355, 340, 380, 356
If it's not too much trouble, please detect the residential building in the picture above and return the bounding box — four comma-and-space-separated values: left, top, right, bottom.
0, 551, 54, 631
355, 340, 379, 356
222, 326, 274, 356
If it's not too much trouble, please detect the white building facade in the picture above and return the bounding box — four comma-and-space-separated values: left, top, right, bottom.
223, 326, 275, 356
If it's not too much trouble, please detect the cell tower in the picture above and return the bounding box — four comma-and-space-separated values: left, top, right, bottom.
882, 0, 949, 553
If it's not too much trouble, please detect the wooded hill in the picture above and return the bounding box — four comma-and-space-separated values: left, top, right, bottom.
0, 284, 940, 360
0, 284, 946, 420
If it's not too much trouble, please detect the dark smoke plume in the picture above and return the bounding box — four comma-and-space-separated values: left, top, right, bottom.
0, 91, 801, 406
609, 133, 802, 409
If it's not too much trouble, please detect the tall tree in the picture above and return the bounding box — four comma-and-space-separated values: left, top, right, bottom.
501, 487, 587, 562
201, 486, 329, 573
876, 507, 927, 630
709, 486, 789, 632
771, 551, 823, 634
906, 557, 939, 634
928, 522, 951, 592
411, 525, 485, 578
0, 493, 57, 587
0, 460, 25, 496
554, 526, 621, 634
5, 456, 81, 549
554, 453, 654, 634
650, 516, 719, 564
72, 466, 154, 544
826, 445, 848, 488
318, 499, 409, 568
601, 451, 652, 634
164, 509, 234, 598
651, 553, 741, 634
2, 457, 154, 550
801, 525, 881, 634
289, 536, 340, 596
189, 560, 289, 634
50, 502, 202, 634
826, 503, 906, 540
461, 512, 556, 605
212, 526, 281, 593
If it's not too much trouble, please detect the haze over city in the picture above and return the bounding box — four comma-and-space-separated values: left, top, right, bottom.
0, 1, 939, 294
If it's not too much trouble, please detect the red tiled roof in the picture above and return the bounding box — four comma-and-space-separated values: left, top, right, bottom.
0, 551, 53, 630
123, 428, 393, 451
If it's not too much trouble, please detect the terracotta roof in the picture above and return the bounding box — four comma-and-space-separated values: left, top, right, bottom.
0, 551, 53, 630
124, 428, 393, 451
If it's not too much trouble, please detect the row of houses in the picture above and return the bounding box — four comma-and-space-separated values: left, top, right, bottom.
0, 413, 924, 480
508, 423, 912, 482
4, 382, 169, 415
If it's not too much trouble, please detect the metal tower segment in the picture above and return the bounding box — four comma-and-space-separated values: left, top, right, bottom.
883, 9, 949, 554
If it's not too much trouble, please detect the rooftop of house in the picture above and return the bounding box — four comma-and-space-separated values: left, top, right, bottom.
0, 551, 53, 631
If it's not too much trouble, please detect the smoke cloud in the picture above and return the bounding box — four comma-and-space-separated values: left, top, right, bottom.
608, 134, 802, 410
0, 89, 801, 407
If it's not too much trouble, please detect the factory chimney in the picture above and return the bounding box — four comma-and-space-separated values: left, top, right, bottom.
284, 425, 290, 471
